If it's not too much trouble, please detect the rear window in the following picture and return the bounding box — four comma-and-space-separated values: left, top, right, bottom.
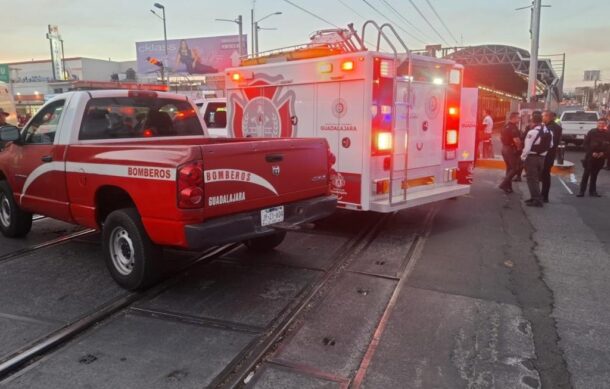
79, 97, 204, 140
561, 112, 599, 122
202, 102, 227, 129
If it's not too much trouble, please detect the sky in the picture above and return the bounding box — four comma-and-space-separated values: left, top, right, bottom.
1, 0, 608, 89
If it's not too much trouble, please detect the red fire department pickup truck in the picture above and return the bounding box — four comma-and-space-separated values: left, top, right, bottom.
0, 90, 336, 289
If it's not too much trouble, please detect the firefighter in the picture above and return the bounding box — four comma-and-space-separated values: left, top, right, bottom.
521, 111, 553, 207
577, 117, 610, 197
541, 111, 562, 202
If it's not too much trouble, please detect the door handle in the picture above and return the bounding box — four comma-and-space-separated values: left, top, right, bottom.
266, 154, 284, 163
41, 155, 53, 163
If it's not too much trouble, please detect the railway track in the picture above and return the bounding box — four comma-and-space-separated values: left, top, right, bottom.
0, 208, 436, 388
0, 244, 239, 381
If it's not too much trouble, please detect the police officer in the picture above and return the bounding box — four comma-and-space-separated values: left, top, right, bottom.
521, 111, 553, 207
499, 112, 522, 193
541, 111, 563, 202
605, 112, 610, 170
577, 117, 610, 197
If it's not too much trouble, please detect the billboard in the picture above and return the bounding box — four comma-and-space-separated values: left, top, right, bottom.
136, 35, 246, 75
46, 25, 66, 81
584, 70, 601, 82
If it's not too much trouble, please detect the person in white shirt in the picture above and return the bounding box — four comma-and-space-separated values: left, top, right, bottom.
481, 110, 494, 158
521, 111, 554, 207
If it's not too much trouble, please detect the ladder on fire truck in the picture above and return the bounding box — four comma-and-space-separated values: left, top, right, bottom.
240, 24, 365, 66
361, 20, 413, 207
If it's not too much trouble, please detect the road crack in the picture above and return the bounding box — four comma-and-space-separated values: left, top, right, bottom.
499, 198, 573, 388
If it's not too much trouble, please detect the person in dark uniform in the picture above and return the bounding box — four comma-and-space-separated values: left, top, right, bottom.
541, 111, 562, 202
521, 111, 553, 207
577, 118, 610, 197
499, 112, 522, 193
605, 112, 610, 170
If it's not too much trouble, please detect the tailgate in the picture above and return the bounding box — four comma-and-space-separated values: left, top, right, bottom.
201, 138, 330, 216
562, 122, 593, 136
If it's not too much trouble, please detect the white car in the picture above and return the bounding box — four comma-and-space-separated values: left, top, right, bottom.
560, 110, 600, 146
194, 98, 227, 138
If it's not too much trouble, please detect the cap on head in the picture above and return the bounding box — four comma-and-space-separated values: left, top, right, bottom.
0, 108, 10, 117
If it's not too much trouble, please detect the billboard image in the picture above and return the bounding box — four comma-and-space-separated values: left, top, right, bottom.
136, 35, 246, 75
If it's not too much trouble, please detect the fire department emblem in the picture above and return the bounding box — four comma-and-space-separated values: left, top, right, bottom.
425, 93, 440, 120
229, 74, 297, 138
330, 172, 346, 189
332, 98, 348, 119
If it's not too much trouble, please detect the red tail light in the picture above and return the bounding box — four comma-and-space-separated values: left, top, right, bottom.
177, 161, 204, 209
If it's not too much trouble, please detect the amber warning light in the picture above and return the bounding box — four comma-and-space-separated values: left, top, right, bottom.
341, 60, 355, 71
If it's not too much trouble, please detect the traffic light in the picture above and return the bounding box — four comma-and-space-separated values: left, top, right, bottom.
147, 57, 164, 68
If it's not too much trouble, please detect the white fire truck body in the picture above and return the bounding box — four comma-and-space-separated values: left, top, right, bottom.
225, 33, 475, 212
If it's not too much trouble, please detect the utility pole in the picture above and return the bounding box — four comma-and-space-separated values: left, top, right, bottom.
527, 0, 542, 102
237, 15, 244, 57
251, 7, 255, 56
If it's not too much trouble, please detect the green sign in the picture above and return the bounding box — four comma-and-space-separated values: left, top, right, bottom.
0, 64, 9, 83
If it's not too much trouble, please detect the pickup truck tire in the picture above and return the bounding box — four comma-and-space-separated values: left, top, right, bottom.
102, 208, 162, 291
0, 181, 33, 238
245, 230, 287, 252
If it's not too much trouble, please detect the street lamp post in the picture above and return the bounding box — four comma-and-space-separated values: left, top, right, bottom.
152, 3, 168, 85
254, 12, 282, 55
215, 15, 244, 57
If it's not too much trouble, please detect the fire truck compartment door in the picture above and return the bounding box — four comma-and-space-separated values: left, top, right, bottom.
402, 82, 445, 169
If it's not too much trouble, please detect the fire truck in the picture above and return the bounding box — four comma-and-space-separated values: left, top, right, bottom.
225, 21, 476, 212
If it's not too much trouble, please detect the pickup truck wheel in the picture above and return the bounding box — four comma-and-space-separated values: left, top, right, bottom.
103, 208, 162, 291
0, 181, 33, 238
246, 231, 287, 252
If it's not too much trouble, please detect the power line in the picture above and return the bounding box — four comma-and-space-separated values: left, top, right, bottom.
360, 0, 426, 45
380, 0, 430, 40
406, 0, 450, 46
423, 0, 459, 45
337, 0, 367, 20
282, 0, 340, 28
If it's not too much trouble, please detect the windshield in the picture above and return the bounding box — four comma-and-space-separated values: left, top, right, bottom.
79, 97, 204, 140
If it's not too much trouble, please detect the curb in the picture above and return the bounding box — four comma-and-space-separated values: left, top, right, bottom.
475, 158, 575, 176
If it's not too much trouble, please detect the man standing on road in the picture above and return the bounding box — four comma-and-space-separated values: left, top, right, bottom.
541, 111, 563, 202
521, 111, 553, 207
481, 109, 494, 158
605, 112, 610, 170
499, 112, 522, 193
577, 118, 610, 197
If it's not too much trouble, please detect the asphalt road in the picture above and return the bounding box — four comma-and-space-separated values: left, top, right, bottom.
0, 153, 609, 388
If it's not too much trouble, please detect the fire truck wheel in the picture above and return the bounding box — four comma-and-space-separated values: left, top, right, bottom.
0, 181, 33, 238
103, 208, 162, 291
245, 230, 287, 252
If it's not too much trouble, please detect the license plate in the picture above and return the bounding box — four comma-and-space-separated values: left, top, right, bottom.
261, 206, 284, 226
577, 135, 585, 139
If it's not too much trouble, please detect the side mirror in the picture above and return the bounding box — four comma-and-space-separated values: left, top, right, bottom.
0, 126, 21, 144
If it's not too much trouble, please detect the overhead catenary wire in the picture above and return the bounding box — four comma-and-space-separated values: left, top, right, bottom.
337, 0, 367, 20
422, 0, 459, 45
360, 0, 426, 45
379, 0, 431, 41
406, 0, 450, 46
282, 0, 340, 28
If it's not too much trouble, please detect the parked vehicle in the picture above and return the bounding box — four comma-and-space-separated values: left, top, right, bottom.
195, 97, 228, 137
0, 90, 336, 289
560, 110, 600, 146
224, 22, 475, 212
